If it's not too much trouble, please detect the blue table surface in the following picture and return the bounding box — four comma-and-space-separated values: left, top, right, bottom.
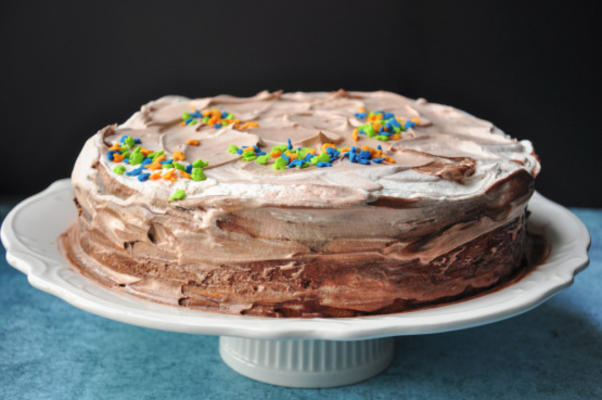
0, 200, 600, 400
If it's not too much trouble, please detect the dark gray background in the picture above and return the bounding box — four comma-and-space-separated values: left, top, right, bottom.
1, 1, 600, 206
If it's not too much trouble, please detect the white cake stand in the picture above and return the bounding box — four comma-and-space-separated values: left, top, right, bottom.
1, 180, 590, 388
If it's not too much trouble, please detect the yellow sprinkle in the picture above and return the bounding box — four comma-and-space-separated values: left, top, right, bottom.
352, 129, 359, 142
173, 151, 186, 161
410, 117, 420, 124
384, 155, 396, 163
322, 143, 336, 153
186, 139, 200, 146
202, 110, 211, 117
109, 143, 121, 151
243, 147, 254, 152
358, 107, 367, 113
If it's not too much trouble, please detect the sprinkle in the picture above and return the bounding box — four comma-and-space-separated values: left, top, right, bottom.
192, 159, 209, 168
106, 150, 118, 161
256, 155, 269, 165
124, 136, 136, 149
322, 143, 336, 153
316, 161, 332, 168
169, 189, 186, 201
162, 163, 174, 169
178, 170, 191, 179
376, 135, 390, 141
109, 143, 121, 151
173, 151, 186, 161
243, 147, 255, 152
391, 133, 401, 140
191, 167, 206, 181
129, 151, 145, 166
163, 169, 177, 181
270, 150, 282, 158
113, 165, 126, 175
228, 145, 239, 154
272, 144, 288, 153
372, 158, 385, 163
186, 139, 200, 146
241, 151, 256, 161
287, 138, 293, 150
354, 112, 367, 119
272, 157, 288, 170
214, 123, 222, 129
126, 167, 144, 176
141, 158, 153, 166
138, 173, 150, 182
174, 162, 186, 171
352, 129, 359, 142
113, 153, 124, 162
185, 164, 193, 174
150, 171, 162, 180
140, 148, 153, 156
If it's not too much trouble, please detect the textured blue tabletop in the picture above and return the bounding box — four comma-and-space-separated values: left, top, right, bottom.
1, 201, 600, 400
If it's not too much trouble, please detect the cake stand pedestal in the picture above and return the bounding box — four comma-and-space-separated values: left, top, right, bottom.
219, 336, 394, 388
0, 180, 590, 388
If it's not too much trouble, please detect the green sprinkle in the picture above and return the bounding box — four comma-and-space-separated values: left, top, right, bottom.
310, 155, 319, 165
129, 152, 144, 165
228, 145, 239, 154
272, 157, 288, 170
193, 159, 209, 168
226, 112, 234, 120
189, 119, 197, 125
241, 152, 256, 161
174, 162, 186, 171
182, 112, 191, 120
256, 155, 269, 165
202, 116, 210, 123
191, 167, 206, 181
150, 150, 164, 160
363, 124, 377, 137
125, 136, 135, 149
376, 135, 390, 141
271, 144, 288, 153
163, 163, 174, 169
317, 152, 330, 162
113, 165, 126, 175
120, 150, 131, 158
169, 189, 186, 201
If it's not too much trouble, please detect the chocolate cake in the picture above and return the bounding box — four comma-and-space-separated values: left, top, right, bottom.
61, 90, 541, 317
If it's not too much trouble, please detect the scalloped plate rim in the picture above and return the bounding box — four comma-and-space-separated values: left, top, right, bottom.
0, 179, 591, 340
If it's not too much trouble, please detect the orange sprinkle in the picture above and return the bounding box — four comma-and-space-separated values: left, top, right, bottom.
211, 109, 221, 118
287, 153, 298, 161
178, 170, 191, 179
391, 133, 401, 140
155, 154, 166, 162
202, 110, 211, 117
340, 147, 350, 153
109, 143, 121, 151
209, 116, 219, 125
186, 139, 200, 146
271, 150, 282, 158
163, 169, 177, 182
140, 148, 153, 156
245, 121, 259, 128
307, 149, 316, 155
410, 117, 420, 124
180, 121, 186, 126
352, 129, 359, 142
146, 161, 162, 170
358, 107, 367, 113
173, 151, 186, 161
150, 171, 162, 180
384, 155, 396, 163
243, 147, 254, 152
372, 123, 381, 131
112, 153, 124, 162
322, 143, 336, 153
361, 145, 378, 157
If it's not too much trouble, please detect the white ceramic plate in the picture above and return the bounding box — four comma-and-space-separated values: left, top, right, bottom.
1, 179, 590, 340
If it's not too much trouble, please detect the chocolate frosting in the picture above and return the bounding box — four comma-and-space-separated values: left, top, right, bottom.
62, 90, 541, 317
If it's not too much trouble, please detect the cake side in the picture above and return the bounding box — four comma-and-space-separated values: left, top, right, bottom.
61, 90, 540, 317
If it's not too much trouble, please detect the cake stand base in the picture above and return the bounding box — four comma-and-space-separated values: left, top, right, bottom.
219, 336, 394, 388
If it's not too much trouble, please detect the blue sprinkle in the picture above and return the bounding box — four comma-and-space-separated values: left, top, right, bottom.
391, 119, 401, 128
134, 138, 141, 144
382, 112, 394, 120
340, 151, 350, 158
350, 146, 358, 153
221, 111, 228, 118
303, 153, 315, 162
236, 149, 243, 155
354, 112, 367, 119
404, 121, 417, 130
120, 136, 127, 144
377, 145, 382, 150
253, 145, 261, 152
349, 152, 357, 163
380, 131, 392, 137
106, 150, 117, 161
214, 123, 222, 129
190, 110, 202, 118
160, 159, 173, 164
287, 138, 293, 150
358, 158, 370, 165
185, 165, 193, 174
316, 161, 332, 168
123, 158, 130, 164
375, 110, 384, 114
141, 158, 152, 166
325, 147, 340, 157
126, 167, 144, 176
138, 173, 150, 182
372, 158, 385, 163
280, 154, 290, 163
256, 151, 267, 156
288, 159, 304, 168
358, 150, 372, 159
185, 118, 194, 125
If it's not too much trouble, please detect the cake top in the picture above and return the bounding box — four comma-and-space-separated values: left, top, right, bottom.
74, 90, 540, 207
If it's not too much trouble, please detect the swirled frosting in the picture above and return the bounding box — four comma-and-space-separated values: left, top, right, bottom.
63, 90, 541, 317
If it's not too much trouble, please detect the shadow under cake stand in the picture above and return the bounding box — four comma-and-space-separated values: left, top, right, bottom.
1, 180, 590, 388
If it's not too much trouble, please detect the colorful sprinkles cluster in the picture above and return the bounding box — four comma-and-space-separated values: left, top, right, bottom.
227, 138, 395, 170
352, 108, 419, 142
106, 135, 209, 201
181, 108, 259, 130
